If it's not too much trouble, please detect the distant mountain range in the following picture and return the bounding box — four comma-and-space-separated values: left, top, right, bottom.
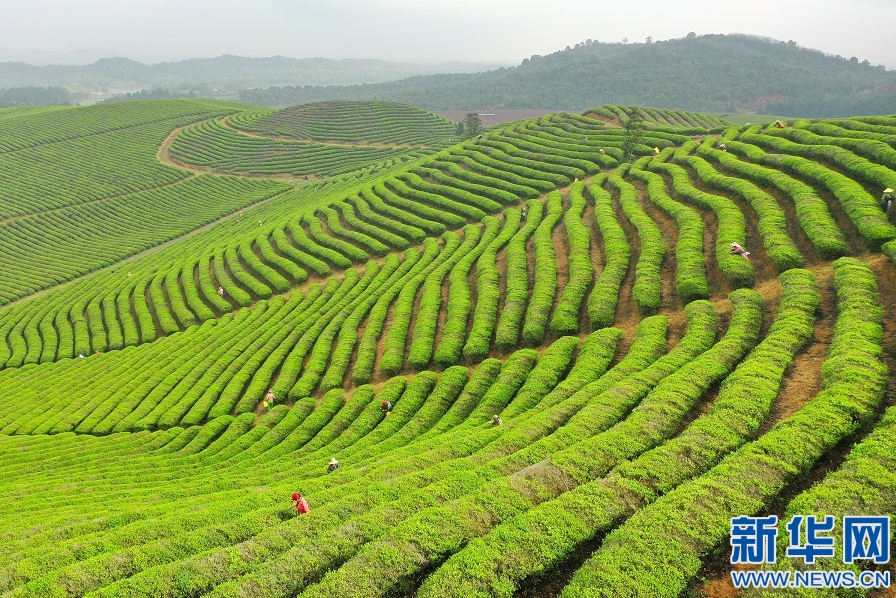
2, 35, 894, 118
0, 48, 174, 66
239, 34, 896, 118
0, 54, 506, 92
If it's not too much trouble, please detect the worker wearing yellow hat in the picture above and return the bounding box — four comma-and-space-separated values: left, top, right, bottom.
882, 188, 894, 215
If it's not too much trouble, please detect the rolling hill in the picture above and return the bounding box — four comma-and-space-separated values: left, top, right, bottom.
241, 34, 896, 118
0, 98, 894, 597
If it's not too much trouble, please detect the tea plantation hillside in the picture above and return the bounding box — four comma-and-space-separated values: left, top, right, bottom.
230, 100, 457, 144
163, 100, 456, 179
0, 100, 894, 597
0, 99, 290, 305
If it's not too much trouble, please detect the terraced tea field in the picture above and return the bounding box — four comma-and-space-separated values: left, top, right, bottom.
0, 100, 894, 597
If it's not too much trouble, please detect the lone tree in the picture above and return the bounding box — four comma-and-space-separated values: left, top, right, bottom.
621, 110, 646, 162
455, 121, 465, 136
463, 112, 483, 137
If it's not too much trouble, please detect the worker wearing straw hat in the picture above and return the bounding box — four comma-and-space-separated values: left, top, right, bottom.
881, 188, 894, 215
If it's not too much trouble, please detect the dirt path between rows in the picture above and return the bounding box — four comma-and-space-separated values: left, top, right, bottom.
155, 124, 301, 181
696, 255, 896, 597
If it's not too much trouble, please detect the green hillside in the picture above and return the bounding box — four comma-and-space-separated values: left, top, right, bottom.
165, 101, 454, 178
241, 34, 896, 118
233, 100, 457, 144
0, 99, 290, 305
0, 99, 894, 597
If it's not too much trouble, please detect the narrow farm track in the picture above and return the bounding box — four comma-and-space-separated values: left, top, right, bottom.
760, 265, 832, 426
156, 123, 301, 180
0, 103, 234, 158
2, 102, 896, 597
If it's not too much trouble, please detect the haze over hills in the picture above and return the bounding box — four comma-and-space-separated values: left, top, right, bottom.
240, 34, 896, 118
0, 47, 178, 66
0, 54, 507, 93
2, 34, 894, 117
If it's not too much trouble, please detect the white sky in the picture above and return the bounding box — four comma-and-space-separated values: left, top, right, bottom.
3, 0, 895, 67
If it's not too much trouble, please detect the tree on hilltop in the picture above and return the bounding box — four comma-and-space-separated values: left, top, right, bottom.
463, 112, 483, 137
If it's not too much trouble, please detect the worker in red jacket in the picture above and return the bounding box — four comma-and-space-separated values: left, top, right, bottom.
292, 492, 309, 515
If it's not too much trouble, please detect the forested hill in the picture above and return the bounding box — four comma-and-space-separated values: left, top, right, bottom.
241, 34, 896, 117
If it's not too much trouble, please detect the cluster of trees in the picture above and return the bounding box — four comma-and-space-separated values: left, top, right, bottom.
0, 86, 78, 107
100, 88, 200, 103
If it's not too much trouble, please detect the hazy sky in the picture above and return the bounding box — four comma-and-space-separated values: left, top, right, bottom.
4, 0, 895, 67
